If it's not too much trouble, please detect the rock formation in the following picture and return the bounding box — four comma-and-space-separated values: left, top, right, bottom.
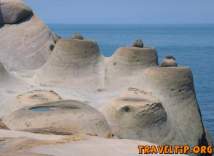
142, 67, 207, 146
101, 88, 173, 144
0, 0, 33, 24
0, 0, 212, 155
3, 100, 112, 137
16, 90, 62, 107
0, 0, 58, 71
34, 38, 104, 88
160, 55, 178, 67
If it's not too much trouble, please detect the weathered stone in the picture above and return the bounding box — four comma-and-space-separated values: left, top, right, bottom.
0, 0, 33, 24
3, 100, 111, 137
34, 38, 104, 87
101, 88, 172, 144
16, 90, 62, 107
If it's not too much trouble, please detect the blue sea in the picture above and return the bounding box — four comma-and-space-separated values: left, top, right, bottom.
48, 24, 214, 139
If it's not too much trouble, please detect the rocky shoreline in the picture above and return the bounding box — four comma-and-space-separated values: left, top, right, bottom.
0, 0, 213, 155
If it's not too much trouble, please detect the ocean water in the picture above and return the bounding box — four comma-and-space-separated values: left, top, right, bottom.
48, 24, 214, 139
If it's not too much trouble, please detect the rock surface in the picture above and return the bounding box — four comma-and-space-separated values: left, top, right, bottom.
16, 90, 62, 107
101, 88, 173, 144
0, 0, 57, 71
0, 0, 33, 24
0, 0, 212, 155
2, 129, 185, 156
35, 38, 104, 88
3, 100, 111, 137
142, 67, 207, 146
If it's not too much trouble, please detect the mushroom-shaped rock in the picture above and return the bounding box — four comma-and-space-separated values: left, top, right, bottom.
35, 38, 104, 87
143, 67, 208, 146
160, 55, 178, 67
0, 0, 33, 24
3, 100, 111, 137
107, 47, 158, 76
0, 0, 58, 71
16, 90, 62, 107
101, 88, 172, 143
110, 47, 158, 68
105, 47, 158, 87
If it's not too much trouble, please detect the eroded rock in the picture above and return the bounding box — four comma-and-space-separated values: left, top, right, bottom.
101, 88, 172, 143
3, 100, 111, 137
16, 90, 62, 107
0, 0, 33, 24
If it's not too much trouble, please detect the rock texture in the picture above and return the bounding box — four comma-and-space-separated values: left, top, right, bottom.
0, 0, 57, 71
1, 129, 179, 156
3, 100, 111, 137
101, 88, 173, 144
16, 90, 62, 107
0, 0, 33, 24
0, 0, 212, 155
142, 67, 207, 145
35, 38, 104, 88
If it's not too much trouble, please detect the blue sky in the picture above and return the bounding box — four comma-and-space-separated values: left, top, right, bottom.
25, 0, 214, 24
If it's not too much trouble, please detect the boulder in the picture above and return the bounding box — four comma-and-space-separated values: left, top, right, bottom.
3, 100, 112, 137
0, 0, 33, 24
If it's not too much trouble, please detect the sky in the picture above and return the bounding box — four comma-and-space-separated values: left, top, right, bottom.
25, 0, 214, 24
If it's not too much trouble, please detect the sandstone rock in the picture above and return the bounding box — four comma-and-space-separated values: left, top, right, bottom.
109, 47, 158, 70
0, 0, 33, 24
0, 62, 26, 87
0, 129, 171, 156
104, 47, 158, 87
0, 1, 57, 71
35, 38, 104, 87
3, 100, 111, 137
16, 90, 62, 107
160, 56, 178, 67
101, 88, 173, 144
142, 67, 208, 146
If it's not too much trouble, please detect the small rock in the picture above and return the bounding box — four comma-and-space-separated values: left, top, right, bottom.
160, 55, 178, 67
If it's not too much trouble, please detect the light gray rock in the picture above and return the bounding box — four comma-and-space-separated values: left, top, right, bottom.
34, 38, 104, 88
0, 0, 33, 24
101, 88, 174, 144
142, 67, 208, 146
3, 100, 112, 137
0, 0, 58, 71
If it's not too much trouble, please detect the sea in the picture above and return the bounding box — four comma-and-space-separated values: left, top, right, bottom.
48, 24, 214, 139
